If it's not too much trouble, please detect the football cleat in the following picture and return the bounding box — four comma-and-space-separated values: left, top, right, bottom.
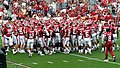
113, 59, 116, 62
6, 49, 9, 52
53, 51, 56, 54
78, 49, 83, 54
44, 50, 49, 54
49, 51, 53, 55
13, 50, 17, 55
38, 51, 45, 56
113, 56, 116, 62
97, 43, 100, 47
29, 53, 32, 58
65, 52, 69, 54
20, 50, 26, 53
80, 49, 83, 54
104, 59, 109, 62
40, 53, 45, 56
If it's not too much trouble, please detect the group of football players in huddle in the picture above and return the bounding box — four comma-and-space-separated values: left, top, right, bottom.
1, 16, 119, 60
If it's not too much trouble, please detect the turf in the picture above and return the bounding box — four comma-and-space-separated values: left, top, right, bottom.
6, 51, 120, 68
0, 31, 120, 68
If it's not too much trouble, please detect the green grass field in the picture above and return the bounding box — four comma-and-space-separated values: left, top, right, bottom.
0, 32, 120, 68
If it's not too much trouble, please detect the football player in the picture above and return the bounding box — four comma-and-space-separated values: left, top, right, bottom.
77, 25, 84, 54
104, 29, 116, 62
100, 23, 110, 52
83, 26, 92, 54
71, 24, 77, 52
1, 23, 5, 49
54, 24, 61, 52
44, 26, 53, 55
111, 23, 119, 51
37, 25, 44, 55
26, 25, 35, 57
18, 24, 25, 53
90, 24, 98, 50
63, 26, 71, 54
4, 23, 13, 53
12, 23, 19, 54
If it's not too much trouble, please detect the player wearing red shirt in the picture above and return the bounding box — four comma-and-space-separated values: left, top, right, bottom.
71, 25, 77, 51
111, 24, 119, 51
37, 26, 44, 56
100, 23, 110, 52
4, 23, 13, 52
26, 26, 35, 57
45, 27, 53, 55
77, 26, 84, 54
1, 24, 5, 49
12, 23, 19, 54
104, 29, 116, 62
18, 25, 25, 53
90, 24, 99, 50
63, 26, 71, 54
54, 24, 61, 52
83, 26, 92, 54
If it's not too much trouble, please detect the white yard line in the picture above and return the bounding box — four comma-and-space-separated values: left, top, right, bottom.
32, 62, 38, 65
78, 59, 84, 62
7, 60, 31, 68
47, 61, 53, 64
70, 54, 120, 66
63, 60, 69, 63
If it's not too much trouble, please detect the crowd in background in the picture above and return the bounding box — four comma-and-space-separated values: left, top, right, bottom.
0, 0, 120, 23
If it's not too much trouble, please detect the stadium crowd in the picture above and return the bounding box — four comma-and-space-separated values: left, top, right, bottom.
0, 0, 120, 61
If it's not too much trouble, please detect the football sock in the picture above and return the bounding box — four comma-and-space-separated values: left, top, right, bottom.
87, 48, 91, 54
81, 49, 83, 53
76, 47, 78, 51
85, 49, 88, 54
58, 47, 60, 51
112, 47, 115, 51
101, 47, 104, 52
